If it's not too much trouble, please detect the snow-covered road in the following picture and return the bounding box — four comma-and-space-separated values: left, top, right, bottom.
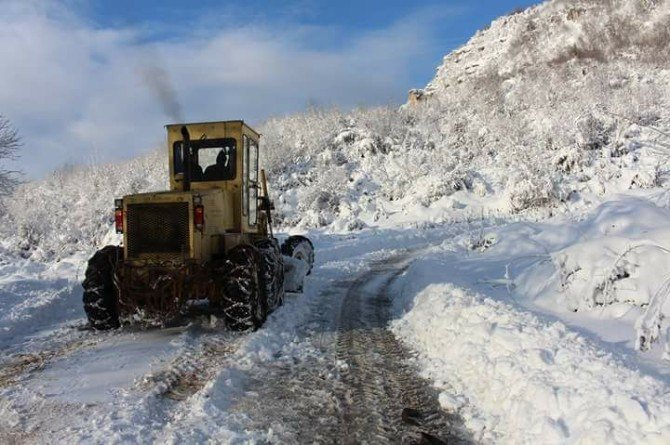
1, 228, 467, 443
2, 199, 670, 443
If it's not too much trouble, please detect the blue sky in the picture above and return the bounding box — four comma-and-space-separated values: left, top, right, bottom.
1, 0, 539, 177
85, 0, 539, 89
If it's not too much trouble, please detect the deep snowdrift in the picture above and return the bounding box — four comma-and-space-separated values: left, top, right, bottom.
390, 194, 670, 443
515, 194, 670, 356
393, 281, 670, 443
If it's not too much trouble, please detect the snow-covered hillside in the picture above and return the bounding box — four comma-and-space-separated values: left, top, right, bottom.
2, 1, 669, 258
2, 0, 669, 246
264, 1, 670, 228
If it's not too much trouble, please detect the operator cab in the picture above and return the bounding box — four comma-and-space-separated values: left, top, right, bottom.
166, 120, 261, 233
167, 120, 260, 193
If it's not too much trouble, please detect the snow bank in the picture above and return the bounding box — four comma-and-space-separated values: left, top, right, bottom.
387, 194, 670, 442
510, 195, 670, 356
392, 282, 670, 444
0, 254, 86, 352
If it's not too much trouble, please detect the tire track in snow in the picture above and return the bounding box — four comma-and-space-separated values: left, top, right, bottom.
0, 338, 97, 388
218, 285, 347, 443
70, 325, 248, 444
140, 330, 241, 401
335, 255, 468, 444
81, 329, 235, 437
212, 252, 470, 443
0, 322, 244, 444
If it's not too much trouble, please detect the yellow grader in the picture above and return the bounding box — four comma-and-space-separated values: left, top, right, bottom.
82, 121, 314, 330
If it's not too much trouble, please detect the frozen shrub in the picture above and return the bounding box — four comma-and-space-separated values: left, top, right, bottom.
346, 218, 366, 231
465, 232, 496, 252
576, 114, 611, 151
630, 167, 661, 189
307, 190, 340, 212
553, 146, 586, 173
0, 151, 166, 260
507, 173, 559, 213
637, 110, 660, 126
0, 116, 21, 201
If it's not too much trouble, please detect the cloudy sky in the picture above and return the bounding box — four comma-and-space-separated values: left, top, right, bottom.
0, 0, 538, 178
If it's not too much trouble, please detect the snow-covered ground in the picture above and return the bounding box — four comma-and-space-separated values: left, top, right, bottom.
2, 189, 670, 443
391, 192, 670, 443
0, 226, 451, 442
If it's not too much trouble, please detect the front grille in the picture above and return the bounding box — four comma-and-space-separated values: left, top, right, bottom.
126, 202, 190, 260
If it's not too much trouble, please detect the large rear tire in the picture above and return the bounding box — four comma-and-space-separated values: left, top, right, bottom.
82, 245, 122, 330
221, 245, 267, 331
281, 235, 315, 275
255, 238, 285, 310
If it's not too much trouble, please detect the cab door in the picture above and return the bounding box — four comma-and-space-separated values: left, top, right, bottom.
242, 134, 259, 233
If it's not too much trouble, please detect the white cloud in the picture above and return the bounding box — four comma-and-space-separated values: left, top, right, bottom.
0, 1, 446, 177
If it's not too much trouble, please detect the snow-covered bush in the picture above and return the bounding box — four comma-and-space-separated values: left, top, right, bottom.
506, 172, 561, 213
553, 146, 586, 174
576, 113, 611, 151
0, 151, 166, 260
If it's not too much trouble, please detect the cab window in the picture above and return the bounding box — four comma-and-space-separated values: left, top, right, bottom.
243, 135, 259, 226
173, 138, 237, 182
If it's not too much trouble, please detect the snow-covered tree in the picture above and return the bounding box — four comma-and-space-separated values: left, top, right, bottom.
0, 116, 21, 199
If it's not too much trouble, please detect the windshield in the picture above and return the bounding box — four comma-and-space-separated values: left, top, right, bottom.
173, 138, 237, 182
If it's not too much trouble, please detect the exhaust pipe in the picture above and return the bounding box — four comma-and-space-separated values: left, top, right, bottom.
181, 126, 192, 192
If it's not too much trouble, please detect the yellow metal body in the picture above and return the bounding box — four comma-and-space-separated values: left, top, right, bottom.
121, 120, 267, 265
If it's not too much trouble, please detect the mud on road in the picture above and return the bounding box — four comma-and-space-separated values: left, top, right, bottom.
336, 255, 467, 444
228, 252, 470, 444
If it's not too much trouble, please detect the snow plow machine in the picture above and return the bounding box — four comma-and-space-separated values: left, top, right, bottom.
82, 121, 314, 330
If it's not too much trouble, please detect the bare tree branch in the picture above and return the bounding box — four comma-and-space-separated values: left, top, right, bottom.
0, 115, 22, 198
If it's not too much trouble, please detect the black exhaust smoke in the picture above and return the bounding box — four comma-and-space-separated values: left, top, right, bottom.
140, 63, 184, 123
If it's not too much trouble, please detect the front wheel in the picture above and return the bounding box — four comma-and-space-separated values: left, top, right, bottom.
281, 235, 314, 293
221, 245, 267, 331
281, 235, 314, 275
82, 245, 122, 330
